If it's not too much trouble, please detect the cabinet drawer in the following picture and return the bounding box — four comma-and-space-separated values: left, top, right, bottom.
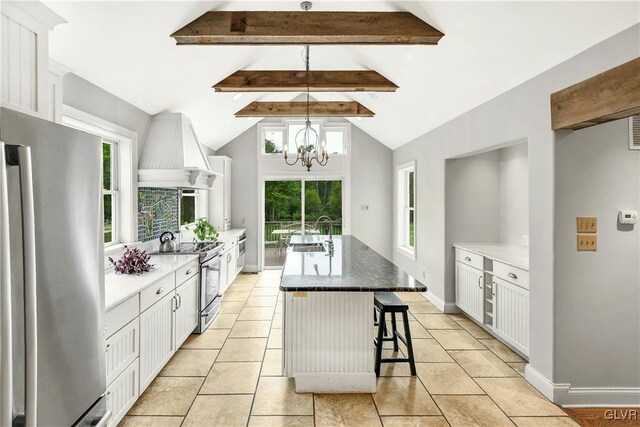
106, 318, 139, 385
106, 358, 139, 427
176, 260, 199, 285
455, 248, 484, 271
140, 274, 175, 313
494, 261, 529, 289
106, 295, 139, 338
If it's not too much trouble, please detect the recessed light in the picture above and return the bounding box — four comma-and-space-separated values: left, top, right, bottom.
232, 93, 243, 101
368, 93, 379, 101
356, 117, 362, 121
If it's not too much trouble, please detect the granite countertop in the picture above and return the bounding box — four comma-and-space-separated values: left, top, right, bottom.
105, 254, 199, 310
280, 235, 427, 292
453, 243, 529, 270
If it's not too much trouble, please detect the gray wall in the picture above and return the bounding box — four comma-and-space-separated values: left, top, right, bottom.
216, 121, 393, 268
216, 126, 259, 268
351, 125, 393, 259
444, 150, 501, 303
500, 143, 529, 245
392, 24, 639, 387
63, 73, 151, 155
555, 118, 639, 389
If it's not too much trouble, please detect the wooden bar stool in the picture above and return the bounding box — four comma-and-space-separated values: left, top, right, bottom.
373, 291, 417, 376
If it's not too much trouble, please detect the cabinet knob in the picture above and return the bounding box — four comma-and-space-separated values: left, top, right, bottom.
508, 272, 518, 280
105, 344, 110, 351
156, 287, 164, 295
465, 256, 471, 262
186, 270, 192, 275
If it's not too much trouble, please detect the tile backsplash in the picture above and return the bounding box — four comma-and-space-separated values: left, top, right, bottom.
137, 187, 179, 242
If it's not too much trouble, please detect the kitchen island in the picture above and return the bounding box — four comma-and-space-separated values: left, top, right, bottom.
280, 235, 426, 393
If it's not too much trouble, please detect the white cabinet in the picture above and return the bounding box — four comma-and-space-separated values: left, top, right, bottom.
139, 292, 175, 392
106, 318, 139, 385
493, 277, 530, 355
219, 237, 239, 294
455, 261, 484, 323
209, 156, 232, 231
174, 276, 199, 348
106, 358, 139, 427
0, 1, 65, 119
454, 246, 530, 358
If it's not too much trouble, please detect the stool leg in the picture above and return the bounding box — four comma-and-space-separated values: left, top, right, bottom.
402, 310, 417, 376
374, 310, 386, 377
390, 312, 399, 352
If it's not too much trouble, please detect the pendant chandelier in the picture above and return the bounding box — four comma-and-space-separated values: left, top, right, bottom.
283, 5, 328, 171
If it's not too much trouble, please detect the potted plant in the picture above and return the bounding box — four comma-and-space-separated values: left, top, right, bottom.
190, 217, 219, 242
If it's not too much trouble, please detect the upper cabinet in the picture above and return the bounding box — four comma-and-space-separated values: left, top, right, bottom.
208, 156, 232, 231
1, 1, 66, 119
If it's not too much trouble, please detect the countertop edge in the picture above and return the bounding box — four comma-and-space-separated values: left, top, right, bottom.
105, 254, 199, 311
453, 243, 529, 270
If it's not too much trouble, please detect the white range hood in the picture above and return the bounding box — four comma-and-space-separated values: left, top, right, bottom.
138, 112, 219, 189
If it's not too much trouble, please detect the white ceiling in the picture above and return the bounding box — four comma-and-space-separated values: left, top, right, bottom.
45, 1, 639, 150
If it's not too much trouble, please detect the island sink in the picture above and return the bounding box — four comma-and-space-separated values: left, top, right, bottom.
291, 242, 326, 252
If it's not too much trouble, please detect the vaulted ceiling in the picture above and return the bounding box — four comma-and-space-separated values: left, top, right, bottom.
45, 1, 639, 150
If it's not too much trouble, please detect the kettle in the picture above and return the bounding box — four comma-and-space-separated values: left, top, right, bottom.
159, 231, 177, 253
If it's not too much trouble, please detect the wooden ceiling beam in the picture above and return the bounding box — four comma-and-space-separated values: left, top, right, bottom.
171, 11, 444, 45
214, 70, 398, 92
551, 57, 640, 130
235, 101, 374, 117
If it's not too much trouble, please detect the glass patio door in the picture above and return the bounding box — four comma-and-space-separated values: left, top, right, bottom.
264, 179, 342, 268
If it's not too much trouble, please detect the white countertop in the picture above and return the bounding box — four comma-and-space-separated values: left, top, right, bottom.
105, 254, 199, 310
217, 228, 245, 242
453, 243, 529, 270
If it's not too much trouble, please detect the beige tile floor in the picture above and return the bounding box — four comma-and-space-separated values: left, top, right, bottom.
121, 270, 576, 427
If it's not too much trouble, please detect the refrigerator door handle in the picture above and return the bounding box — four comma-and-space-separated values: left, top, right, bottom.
0, 142, 13, 427
11, 146, 38, 427
94, 410, 112, 427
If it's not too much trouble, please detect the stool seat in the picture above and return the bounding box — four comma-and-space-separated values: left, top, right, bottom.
374, 292, 408, 310
373, 292, 417, 377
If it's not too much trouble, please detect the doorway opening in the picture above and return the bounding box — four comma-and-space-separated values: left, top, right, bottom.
264, 179, 342, 268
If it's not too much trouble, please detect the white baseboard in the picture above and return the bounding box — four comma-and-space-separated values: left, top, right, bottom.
294, 372, 377, 393
525, 365, 560, 401
242, 264, 259, 273
422, 291, 460, 314
525, 365, 640, 407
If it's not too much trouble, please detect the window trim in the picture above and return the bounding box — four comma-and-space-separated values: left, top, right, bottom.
397, 160, 416, 260
102, 139, 119, 246
179, 189, 199, 229
62, 105, 138, 248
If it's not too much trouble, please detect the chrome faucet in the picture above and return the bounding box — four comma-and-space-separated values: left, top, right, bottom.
314, 215, 334, 243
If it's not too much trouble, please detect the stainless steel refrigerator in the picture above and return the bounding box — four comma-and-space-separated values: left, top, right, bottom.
0, 108, 109, 426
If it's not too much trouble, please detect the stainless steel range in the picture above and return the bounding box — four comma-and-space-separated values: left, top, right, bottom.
153, 241, 222, 333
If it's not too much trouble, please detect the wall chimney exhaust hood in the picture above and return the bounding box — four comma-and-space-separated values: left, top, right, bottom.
138, 112, 219, 189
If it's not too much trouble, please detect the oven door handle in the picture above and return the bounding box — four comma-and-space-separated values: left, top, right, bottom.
238, 237, 247, 244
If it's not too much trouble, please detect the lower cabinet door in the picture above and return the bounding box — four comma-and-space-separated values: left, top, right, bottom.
494, 277, 530, 356
175, 275, 199, 348
106, 318, 139, 385
219, 251, 229, 295
139, 292, 175, 393
455, 261, 484, 323
106, 358, 139, 427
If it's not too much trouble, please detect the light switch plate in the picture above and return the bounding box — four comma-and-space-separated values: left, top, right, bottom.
577, 217, 597, 233
577, 234, 597, 251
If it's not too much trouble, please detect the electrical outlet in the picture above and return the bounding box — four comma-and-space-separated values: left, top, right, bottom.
577, 217, 597, 233
577, 234, 597, 251
522, 235, 529, 247
422, 270, 426, 279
